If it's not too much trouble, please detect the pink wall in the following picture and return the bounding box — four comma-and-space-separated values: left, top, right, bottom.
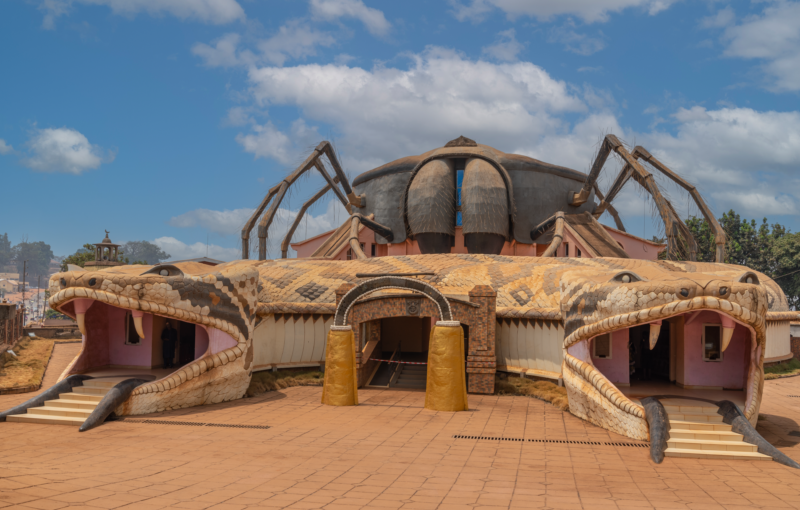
70, 300, 154, 372
591, 328, 630, 384
106, 305, 154, 367
606, 229, 664, 261
207, 327, 238, 354
195, 325, 209, 358
681, 311, 750, 389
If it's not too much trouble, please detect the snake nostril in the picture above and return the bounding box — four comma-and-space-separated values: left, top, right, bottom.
720, 287, 728, 296
680, 289, 689, 297
88, 278, 96, 286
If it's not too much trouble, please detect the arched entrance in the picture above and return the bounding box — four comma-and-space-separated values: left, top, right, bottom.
334, 277, 455, 391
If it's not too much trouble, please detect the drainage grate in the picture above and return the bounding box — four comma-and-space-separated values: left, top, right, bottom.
118, 418, 270, 430
788, 395, 800, 398
453, 435, 647, 448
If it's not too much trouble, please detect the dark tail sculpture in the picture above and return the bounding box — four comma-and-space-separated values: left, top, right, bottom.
0, 375, 92, 421
79, 378, 148, 432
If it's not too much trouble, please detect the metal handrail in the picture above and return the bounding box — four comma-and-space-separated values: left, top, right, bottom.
388, 344, 402, 387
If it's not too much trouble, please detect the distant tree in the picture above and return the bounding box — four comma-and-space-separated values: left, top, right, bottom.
681, 209, 800, 306
0, 233, 11, 269
12, 240, 55, 285
120, 241, 170, 265
61, 244, 96, 271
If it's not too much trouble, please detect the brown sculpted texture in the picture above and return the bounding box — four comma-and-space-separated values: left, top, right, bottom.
47, 254, 786, 438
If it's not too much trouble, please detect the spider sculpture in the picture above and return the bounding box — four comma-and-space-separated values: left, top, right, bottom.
241, 135, 725, 262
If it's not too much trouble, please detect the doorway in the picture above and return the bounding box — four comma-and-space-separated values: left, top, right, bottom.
368, 316, 431, 388
177, 321, 196, 367
628, 322, 670, 383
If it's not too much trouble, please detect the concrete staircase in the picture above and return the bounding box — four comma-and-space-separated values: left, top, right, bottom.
7, 379, 122, 426
663, 399, 770, 461
393, 364, 427, 389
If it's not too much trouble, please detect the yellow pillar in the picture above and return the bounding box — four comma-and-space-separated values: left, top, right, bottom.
321, 325, 358, 406
425, 321, 469, 411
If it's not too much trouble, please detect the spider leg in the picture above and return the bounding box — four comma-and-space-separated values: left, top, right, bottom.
280, 183, 333, 258
632, 146, 726, 262
242, 141, 365, 260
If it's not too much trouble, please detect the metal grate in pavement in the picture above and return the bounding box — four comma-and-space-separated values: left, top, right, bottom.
117, 418, 270, 430
453, 435, 648, 448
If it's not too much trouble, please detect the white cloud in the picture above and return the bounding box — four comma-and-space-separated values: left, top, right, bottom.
701, 6, 734, 29
482, 29, 524, 61
167, 199, 349, 259
236, 119, 320, 164
244, 46, 585, 170
719, 1, 800, 91
39, 0, 245, 29
310, 0, 391, 36
450, 0, 679, 24
671, 105, 711, 123
216, 46, 800, 222
0, 139, 12, 155
168, 208, 254, 235
22, 127, 114, 174
257, 20, 336, 66
638, 106, 800, 217
548, 22, 606, 55
192, 33, 253, 68
155, 237, 241, 262
193, 22, 335, 68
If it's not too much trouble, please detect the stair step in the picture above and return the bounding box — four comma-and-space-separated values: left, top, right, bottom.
666, 438, 758, 453
663, 404, 718, 415
27, 406, 94, 418
59, 392, 104, 403
73, 387, 110, 396
668, 413, 723, 423
399, 374, 426, 380
664, 448, 771, 460
6, 413, 85, 426
394, 381, 426, 388
669, 429, 743, 441
45, 399, 99, 411
669, 420, 732, 431
82, 380, 121, 389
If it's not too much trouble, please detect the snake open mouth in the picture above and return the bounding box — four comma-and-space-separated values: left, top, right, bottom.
561, 282, 766, 441
47, 262, 258, 414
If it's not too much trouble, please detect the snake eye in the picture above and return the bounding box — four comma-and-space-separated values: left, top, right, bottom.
88, 278, 97, 286
719, 287, 728, 296
60, 278, 67, 288
612, 271, 644, 283
680, 289, 689, 297
746, 276, 754, 284
621, 275, 630, 283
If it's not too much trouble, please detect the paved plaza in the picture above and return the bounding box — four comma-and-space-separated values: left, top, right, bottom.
1, 344, 800, 510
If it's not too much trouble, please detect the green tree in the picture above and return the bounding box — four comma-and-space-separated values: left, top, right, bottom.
61, 244, 96, 271
682, 210, 799, 306
120, 241, 170, 265
12, 240, 55, 285
0, 233, 11, 269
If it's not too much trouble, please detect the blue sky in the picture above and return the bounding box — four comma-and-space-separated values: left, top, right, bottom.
2, 0, 799, 261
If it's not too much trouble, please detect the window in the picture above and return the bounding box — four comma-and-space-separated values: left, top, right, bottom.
371, 244, 376, 257
576, 248, 582, 258
593, 334, 611, 359
703, 324, 723, 361
125, 312, 141, 345
455, 158, 465, 226
563, 242, 570, 257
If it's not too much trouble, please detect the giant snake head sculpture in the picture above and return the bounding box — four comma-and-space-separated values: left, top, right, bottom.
558, 261, 770, 440
48, 261, 260, 414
